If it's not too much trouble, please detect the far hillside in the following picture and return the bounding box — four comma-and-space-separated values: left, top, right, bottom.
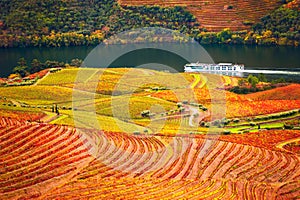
119, 0, 282, 31
0, 0, 299, 47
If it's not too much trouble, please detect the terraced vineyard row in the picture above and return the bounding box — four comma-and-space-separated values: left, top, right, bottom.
45, 130, 300, 199
0, 122, 94, 199
1, 117, 299, 199
0, 117, 24, 127
119, 0, 281, 31
0, 110, 45, 125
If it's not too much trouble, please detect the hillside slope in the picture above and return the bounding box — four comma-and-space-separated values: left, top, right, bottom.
1, 118, 300, 199
0, 0, 298, 47
118, 0, 282, 31
245, 84, 300, 100
0, 0, 197, 47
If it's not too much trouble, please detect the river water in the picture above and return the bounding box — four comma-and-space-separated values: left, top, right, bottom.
0, 45, 299, 80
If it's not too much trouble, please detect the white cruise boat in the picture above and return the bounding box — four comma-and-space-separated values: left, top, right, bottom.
184, 62, 244, 77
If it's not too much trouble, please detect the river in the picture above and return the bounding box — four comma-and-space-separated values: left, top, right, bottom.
0, 45, 299, 79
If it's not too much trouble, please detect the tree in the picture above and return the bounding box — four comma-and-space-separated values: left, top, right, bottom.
45, 60, 61, 68
247, 75, 259, 88
13, 66, 28, 77
258, 73, 267, 82
30, 59, 42, 73
252, 22, 263, 33
13, 58, 29, 77
70, 59, 83, 67
17, 57, 27, 67
217, 28, 232, 42
238, 79, 247, 86
55, 104, 59, 115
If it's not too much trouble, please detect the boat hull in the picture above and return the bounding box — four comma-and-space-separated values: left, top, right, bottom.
184, 62, 244, 77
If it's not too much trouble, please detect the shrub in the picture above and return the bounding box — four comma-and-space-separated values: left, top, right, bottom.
190, 102, 199, 107
233, 118, 240, 123
152, 87, 159, 91
221, 118, 230, 125
200, 121, 206, 127
201, 107, 208, 111
182, 100, 188, 105
193, 113, 199, 118
212, 119, 220, 126
179, 107, 185, 113
243, 20, 255, 26
205, 122, 210, 128
223, 130, 231, 135
133, 131, 140, 135
254, 116, 262, 121
284, 124, 294, 129
218, 124, 223, 128
141, 110, 150, 118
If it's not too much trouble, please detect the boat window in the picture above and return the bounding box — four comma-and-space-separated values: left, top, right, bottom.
228, 67, 232, 70
222, 66, 226, 70
216, 67, 220, 70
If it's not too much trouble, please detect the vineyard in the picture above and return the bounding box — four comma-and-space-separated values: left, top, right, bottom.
245, 84, 300, 100
119, 0, 281, 31
1, 68, 300, 199
0, 117, 300, 199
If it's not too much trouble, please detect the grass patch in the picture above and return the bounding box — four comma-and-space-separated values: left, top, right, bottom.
38, 68, 103, 85
81, 96, 176, 119
0, 85, 106, 106
0, 86, 74, 103
52, 110, 151, 133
